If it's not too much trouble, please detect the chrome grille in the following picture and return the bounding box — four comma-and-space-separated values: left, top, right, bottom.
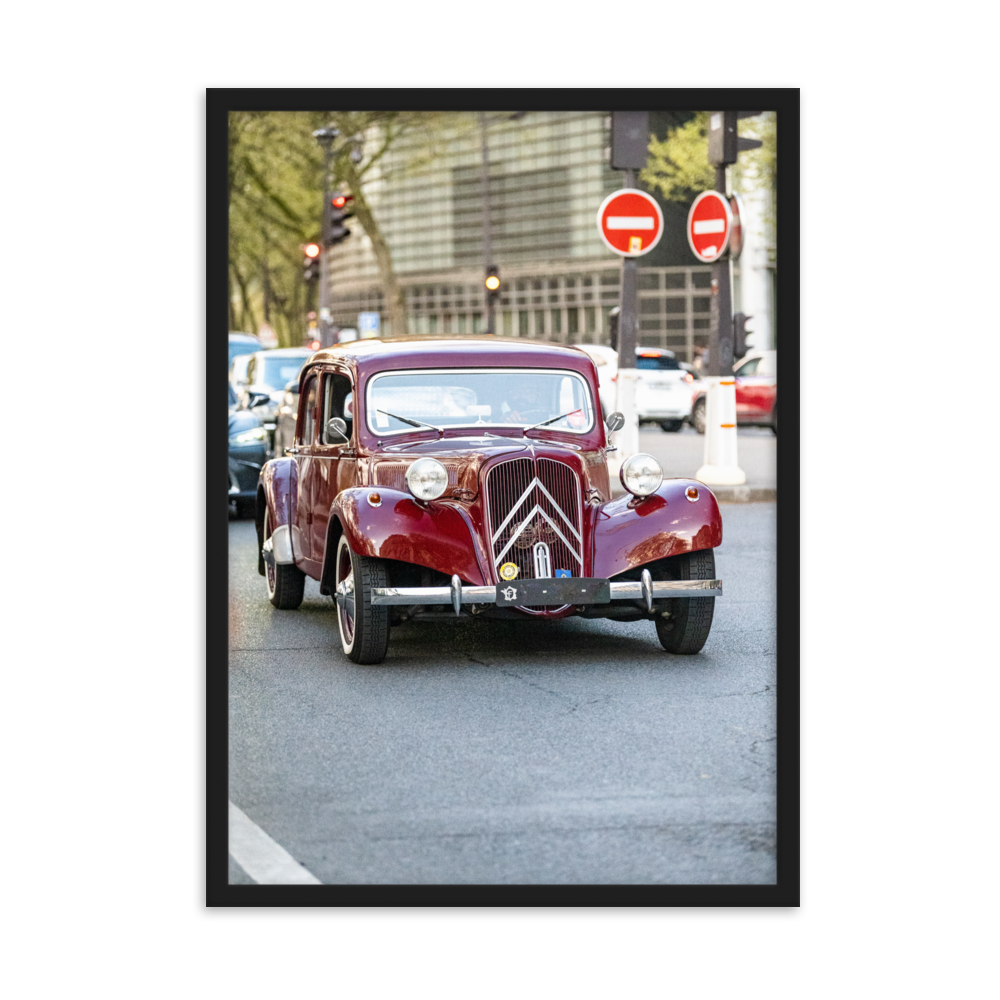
485, 457, 584, 608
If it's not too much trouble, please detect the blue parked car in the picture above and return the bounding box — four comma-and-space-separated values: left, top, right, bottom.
228, 383, 268, 518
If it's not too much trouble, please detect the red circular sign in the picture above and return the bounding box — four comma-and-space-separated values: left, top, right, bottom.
596, 189, 663, 257
687, 190, 732, 263
728, 193, 744, 260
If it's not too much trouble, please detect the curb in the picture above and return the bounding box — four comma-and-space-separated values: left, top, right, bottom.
610, 483, 775, 503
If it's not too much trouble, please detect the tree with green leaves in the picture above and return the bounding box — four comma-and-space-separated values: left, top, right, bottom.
228, 110, 461, 347
641, 111, 777, 226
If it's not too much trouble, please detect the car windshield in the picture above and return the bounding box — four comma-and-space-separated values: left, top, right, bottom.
636, 354, 681, 370
366, 368, 595, 435
260, 356, 307, 389
229, 340, 259, 367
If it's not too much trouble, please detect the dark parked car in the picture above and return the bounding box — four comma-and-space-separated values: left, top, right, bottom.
228, 383, 268, 518
238, 348, 314, 453
256, 337, 724, 664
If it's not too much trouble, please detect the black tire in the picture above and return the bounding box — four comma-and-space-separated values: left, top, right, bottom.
692, 397, 706, 435
771, 403, 777, 436
235, 497, 256, 520
655, 548, 716, 655
334, 534, 390, 665
659, 419, 683, 433
263, 508, 305, 610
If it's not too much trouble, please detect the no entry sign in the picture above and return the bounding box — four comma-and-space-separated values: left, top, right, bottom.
597, 188, 663, 257
687, 190, 732, 263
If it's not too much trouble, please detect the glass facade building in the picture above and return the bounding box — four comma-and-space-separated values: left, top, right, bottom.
326, 112, 714, 362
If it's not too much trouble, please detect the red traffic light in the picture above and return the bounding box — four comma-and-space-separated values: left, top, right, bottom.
304, 243, 321, 258
331, 195, 353, 209
309, 339, 321, 350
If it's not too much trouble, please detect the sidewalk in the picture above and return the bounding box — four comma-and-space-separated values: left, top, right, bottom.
608, 425, 776, 502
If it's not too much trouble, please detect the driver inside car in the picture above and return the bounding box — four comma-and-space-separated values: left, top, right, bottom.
500, 383, 546, 423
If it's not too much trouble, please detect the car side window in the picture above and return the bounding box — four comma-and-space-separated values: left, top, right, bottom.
322, 371, 354, 445
735, 358, 760, 376
299, 374, 318, 445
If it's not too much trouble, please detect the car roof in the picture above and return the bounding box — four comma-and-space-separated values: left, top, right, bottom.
307, 336, 599, 378
251, 347, 314, 357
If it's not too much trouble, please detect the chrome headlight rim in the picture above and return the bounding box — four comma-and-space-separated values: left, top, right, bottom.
619, 452, 664, 497
405, 457, 449, 501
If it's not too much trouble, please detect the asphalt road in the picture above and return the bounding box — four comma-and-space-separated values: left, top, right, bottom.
228, 501, 777, 885
638, 424, 777, 488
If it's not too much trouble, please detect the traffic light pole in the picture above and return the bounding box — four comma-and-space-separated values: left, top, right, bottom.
708, 165, 733, 377
319, 153, 332, 348
479, 112, 496, 336
616, 167, 641, 460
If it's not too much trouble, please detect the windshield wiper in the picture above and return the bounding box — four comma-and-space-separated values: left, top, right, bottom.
376, 409, 443, 434
524, 409, 584, 434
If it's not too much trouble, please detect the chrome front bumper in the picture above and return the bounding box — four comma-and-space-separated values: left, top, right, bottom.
371, 569, 722, 615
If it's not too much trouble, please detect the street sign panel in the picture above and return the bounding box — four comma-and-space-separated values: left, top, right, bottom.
687, 190, 732, 263
358, 311, 380, 339
596, 188, 664, 257
728, 193, 744, 260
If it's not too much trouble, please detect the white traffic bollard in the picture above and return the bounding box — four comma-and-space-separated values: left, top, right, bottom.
695, 376, 746, 485
607, 366, 640, 484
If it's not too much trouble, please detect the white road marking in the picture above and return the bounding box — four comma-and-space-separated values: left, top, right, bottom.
693, 218, 726, 234
606, 216, 654, 229
229, 801, 322, 884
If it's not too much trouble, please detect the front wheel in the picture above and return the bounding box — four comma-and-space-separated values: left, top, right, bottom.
334, 535, 390, 664
263, 508, 305, 610
655, 548, 716, 654
691, 398, 706, 435
659, 419, 683, 433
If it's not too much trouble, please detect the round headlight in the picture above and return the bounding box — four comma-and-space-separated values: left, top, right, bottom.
620, 453, 663, 497
405, 458, 448, 501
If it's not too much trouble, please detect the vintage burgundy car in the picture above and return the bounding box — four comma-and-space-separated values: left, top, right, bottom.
255, 337, 723, 664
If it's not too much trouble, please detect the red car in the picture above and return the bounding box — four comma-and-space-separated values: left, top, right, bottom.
255, 337, 723, 663
691, 350, 777, 434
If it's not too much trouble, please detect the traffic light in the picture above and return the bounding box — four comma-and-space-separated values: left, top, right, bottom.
708, 111, 764, 166
302, 242, 321, 283
733, 312, 751, 359
325, 193, 354, 247
484, 265, 501, 306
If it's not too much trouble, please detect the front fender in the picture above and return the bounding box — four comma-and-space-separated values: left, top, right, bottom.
591, 478, 722, 579
330, 488, 487, 586
255, 459, 299, 574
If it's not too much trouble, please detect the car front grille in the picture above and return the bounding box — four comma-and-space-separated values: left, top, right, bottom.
485, 457, 583, 606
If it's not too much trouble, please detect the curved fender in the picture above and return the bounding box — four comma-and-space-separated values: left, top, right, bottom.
330, 488, 487, 586
256, 459, 300, 571
591, 479, 723, 579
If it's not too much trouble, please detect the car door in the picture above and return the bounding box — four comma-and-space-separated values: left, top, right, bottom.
733, 357, 761, 418
309, 368, 357, 559
293, 371, 321, 576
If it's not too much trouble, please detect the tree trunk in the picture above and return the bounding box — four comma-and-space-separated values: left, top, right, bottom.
342, 160, 408, 338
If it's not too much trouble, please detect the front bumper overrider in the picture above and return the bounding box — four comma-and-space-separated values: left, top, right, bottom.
360, 570, 721, 615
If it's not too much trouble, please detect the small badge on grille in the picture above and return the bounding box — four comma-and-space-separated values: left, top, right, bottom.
501, 586, 518, 601
499, 562, 519, 580
556, 568, 571, 578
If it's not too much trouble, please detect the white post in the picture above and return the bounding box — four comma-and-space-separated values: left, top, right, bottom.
695, 376, 746, 485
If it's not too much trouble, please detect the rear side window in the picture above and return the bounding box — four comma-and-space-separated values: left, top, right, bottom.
636, 355, 681, 370
299, 374, 318, 444
735, 358, 760, 376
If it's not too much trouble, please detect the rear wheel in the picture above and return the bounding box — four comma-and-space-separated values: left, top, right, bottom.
771, 402, 778, 436
263, 508, 305, 610
692, 398, 706, 435
334, 535, 390, 664
659, 419, 683, 433
655, 548, 716, 654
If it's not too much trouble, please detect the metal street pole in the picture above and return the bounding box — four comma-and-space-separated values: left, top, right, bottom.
479, 112, 495, 336
312, 127, 339, 348
614, 166, 641, 459
709, 164, 733, 377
